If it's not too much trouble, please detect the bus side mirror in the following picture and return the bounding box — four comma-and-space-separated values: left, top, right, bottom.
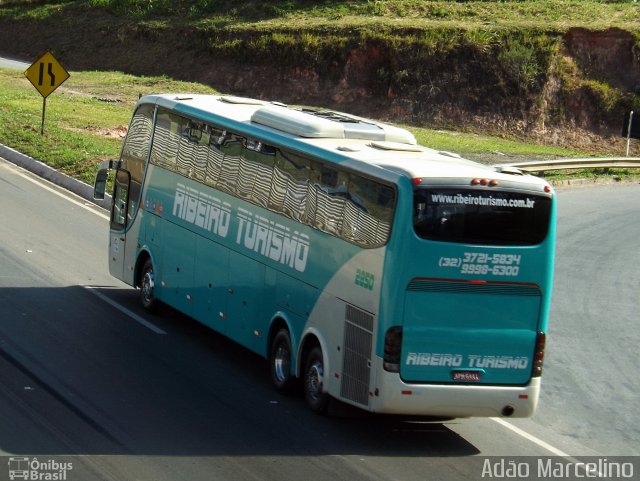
94, 169, 109, 200
93, 159, 118, 200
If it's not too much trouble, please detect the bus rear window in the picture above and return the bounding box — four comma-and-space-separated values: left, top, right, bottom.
413, 188, 552, 245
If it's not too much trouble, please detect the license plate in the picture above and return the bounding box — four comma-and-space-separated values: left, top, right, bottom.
452, 370, 482, 382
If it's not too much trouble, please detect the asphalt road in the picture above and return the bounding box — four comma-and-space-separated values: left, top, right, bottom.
0, 56, 29, 70
506, 181, 640, 457
0, 157, 638, 481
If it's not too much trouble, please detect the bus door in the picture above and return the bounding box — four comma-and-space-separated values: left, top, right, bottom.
109, 169, 131, 279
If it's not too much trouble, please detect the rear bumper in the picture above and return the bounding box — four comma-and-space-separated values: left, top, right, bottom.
369, 358, 540, 418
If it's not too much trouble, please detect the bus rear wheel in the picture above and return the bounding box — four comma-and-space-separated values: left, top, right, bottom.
304, 346, 329, 414
140, 259, 159, 313
269, 329, 295, 394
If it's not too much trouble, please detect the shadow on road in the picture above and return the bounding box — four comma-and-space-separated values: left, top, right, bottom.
0, 286, 479, 458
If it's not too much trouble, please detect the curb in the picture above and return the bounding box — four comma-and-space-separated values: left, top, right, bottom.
550, 176, 640, 188
0, 143, 112, 210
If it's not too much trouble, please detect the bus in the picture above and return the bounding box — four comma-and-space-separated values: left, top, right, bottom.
8, 457, 29, 480
94, 94, 556, 418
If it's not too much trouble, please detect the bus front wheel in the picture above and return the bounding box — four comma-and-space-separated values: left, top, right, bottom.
304, 346, 329, 414
269, 329, 295, 394
140, 259, 159, 313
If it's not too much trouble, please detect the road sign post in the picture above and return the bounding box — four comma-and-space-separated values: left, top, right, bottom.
625, 111, 634, 157
622, 110, 640, 157
24, 51, 70, 134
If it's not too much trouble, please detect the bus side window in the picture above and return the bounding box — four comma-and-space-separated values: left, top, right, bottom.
218, 134, 244, 194
303, 160, 323, 226
205, 128, 225, 187
278, 151, 312, 222
373, 183, 395, 244
191, 124, 210, 182
346, 175, 395, 247
151, 110, 180, 172
244, 140, 275, 208
313, 165, 349, 235
269, 150, 286, 213
176, 119, 204, 179
236, 138, 259, 200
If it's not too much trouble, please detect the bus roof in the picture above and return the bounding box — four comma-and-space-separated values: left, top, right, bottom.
140, 94, 549, 191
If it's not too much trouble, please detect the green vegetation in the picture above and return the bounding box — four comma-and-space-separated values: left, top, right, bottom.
405, 127, 579, 158
540, 168, 640, 184
4, 0, 630, 29
0, 1, 638, 186
3, 1, 636, 128
1, 2, 638, 129
0, 69, 216, 185
2, 1, 639, 29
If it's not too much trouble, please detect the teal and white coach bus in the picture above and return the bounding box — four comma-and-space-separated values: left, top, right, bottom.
94, 94, 556, 418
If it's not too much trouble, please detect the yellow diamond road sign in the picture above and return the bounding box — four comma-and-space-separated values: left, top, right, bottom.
24, 51, 70, 98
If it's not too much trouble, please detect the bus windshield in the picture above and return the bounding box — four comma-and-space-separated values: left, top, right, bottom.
413, 188, 552, 245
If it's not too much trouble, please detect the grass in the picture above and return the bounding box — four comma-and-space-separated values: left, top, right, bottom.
540, 168, 640, 184
63, 1, 640, 29
0, 66, 592, 189
406, 127, 582, 159
2, 1, 639, 30
0, 69, 217, 185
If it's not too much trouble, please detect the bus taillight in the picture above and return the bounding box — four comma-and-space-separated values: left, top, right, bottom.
383, 326, 403, 373
532, 332, 546, 377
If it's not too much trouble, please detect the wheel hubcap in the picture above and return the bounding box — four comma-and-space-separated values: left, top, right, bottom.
142, 271, 154, 306
306, 360, 324, 400
273, 344, 290, 383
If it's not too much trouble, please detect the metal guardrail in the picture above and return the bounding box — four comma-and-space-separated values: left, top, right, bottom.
499, 157, 640, 173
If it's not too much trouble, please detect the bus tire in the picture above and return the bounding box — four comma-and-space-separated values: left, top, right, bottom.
269, 329, 295, 394
304, 346, 329, 414
140, 258, 159, 314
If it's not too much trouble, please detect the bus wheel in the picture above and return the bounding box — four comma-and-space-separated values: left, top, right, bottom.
304, 346, 329, 414
140, 259, 159, 313
270, 329, 295, 394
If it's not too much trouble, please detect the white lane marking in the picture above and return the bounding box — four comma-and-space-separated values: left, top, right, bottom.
491, 417, 570, 457
492, 418, 607, 476
82, 286, 166, 335
0, 159, 110, 220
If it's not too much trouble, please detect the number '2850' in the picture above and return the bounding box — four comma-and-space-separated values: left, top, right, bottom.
355, 269, 375, 291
